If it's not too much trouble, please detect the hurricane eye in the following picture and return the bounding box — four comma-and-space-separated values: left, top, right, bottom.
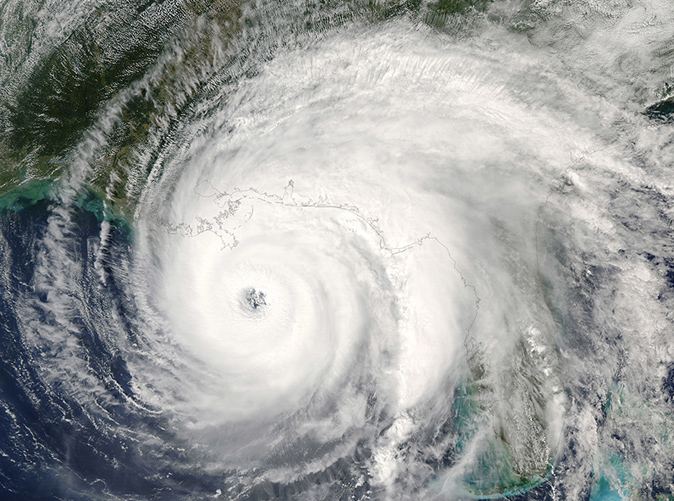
244, 288, 267, 311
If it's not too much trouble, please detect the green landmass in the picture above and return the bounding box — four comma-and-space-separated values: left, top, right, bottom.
0, 0, 493, 220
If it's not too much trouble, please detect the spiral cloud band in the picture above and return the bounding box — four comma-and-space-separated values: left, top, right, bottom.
133, 22, 595, 494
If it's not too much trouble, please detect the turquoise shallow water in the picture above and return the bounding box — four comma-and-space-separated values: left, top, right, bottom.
589, 456, 630, 501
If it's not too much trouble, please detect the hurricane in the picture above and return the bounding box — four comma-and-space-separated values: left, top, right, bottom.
0, 0, 673, 499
